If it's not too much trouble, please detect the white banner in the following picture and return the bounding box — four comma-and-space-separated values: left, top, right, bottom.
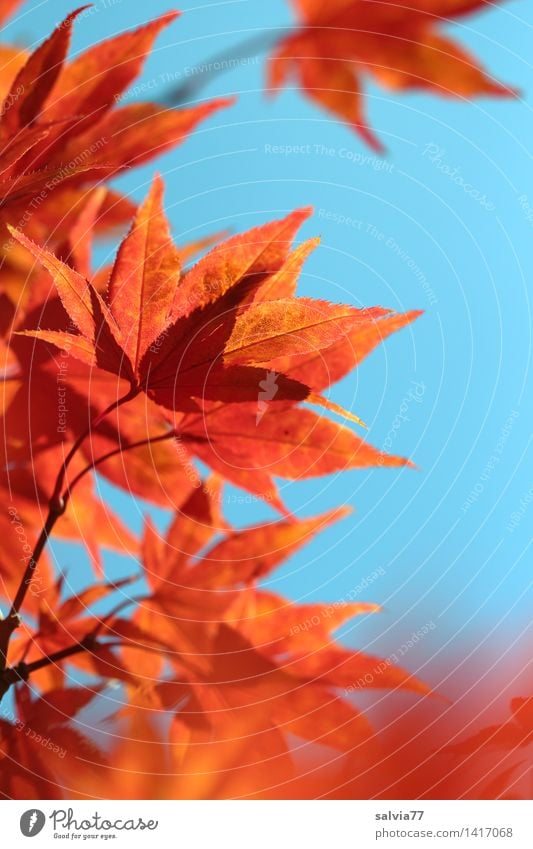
1, 800, 532, 848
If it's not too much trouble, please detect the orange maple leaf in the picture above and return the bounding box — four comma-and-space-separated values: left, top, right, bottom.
9, 176, 419, 511
110, 483, 430, 797
0, 683, 104, 798
269, 0, 516, 150
0, 9, 232, 306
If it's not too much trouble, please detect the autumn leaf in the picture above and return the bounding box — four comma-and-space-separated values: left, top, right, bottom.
179, 401, 411, 510
107, 175, 182, 375
6, 281, 411, 497
76, 393, 201, 508
43, 11, 180, 127
10, 176, 417, 512
451, 697, 533, 754
0, 43, 28, 105
0, 510, 53, 619
7, 571, 156, 693
0, 443, 137, 580
0, 0, 24, 27
113, 483, 429, 780
1, 8, 88, 134
0, 682, 104, 799
0, 9, 232, 307
9, 187, 315, 401
269, 0, 516, 149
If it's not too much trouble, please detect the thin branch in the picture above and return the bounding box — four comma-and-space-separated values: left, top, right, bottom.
164, 29, 289, 105
0, 636, 96, 701
2, 386, 140, 650
62, 429, 209, 504
24, 636, 97, 674
6, 509, 59, 626
0, 630, 171, 702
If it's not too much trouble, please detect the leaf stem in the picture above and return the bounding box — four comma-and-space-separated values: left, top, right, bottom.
49, 386, 139, 509
64, 431, 175, 499
90, 595, 149, 637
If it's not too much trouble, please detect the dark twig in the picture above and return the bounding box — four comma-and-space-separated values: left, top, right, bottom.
0, 387, 139, 674
0, 629, 171, 701
0, 635, 96, 701
164, 29, 289, 105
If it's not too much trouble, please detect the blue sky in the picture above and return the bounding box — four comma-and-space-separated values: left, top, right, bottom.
5, 0, 532, 719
